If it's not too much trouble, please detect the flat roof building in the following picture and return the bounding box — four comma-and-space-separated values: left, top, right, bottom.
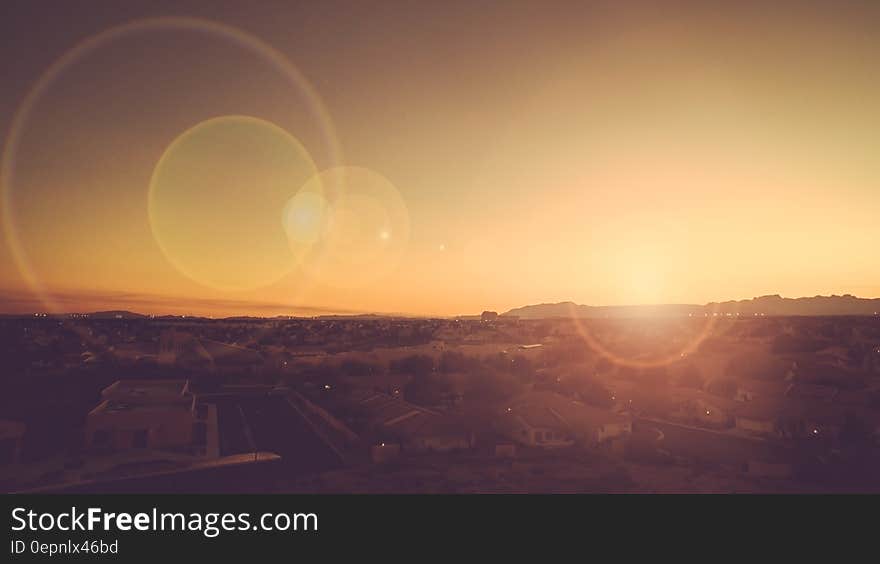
86, 380, 217, 458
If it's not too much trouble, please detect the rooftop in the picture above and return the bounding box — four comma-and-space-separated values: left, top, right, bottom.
508, 391, 630, 429
101, 379, 188, 398
89, 399, 191, 416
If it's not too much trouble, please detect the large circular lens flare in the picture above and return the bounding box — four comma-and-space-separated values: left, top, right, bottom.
566, 302, 721, 370
0, 16, 341, 312
149, 115, 319, 291
295, 166, 410, 288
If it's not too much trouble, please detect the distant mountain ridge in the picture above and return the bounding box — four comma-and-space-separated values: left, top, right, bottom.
6, 295, 879, 320
503, 294, 880, 319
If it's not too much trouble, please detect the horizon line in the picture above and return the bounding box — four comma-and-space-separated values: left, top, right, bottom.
2, 291, 879, 320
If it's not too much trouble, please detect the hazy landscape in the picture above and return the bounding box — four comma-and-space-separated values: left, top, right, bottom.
2, 297, 879, 493
2, 2, 880, 496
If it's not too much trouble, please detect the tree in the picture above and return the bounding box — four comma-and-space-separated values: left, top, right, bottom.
438, 350, 480, 374
508, 354, 535, 381
340, 359, 381, 378
771, 334, 824, 354
465, 370, 523, 403
707, 377, 738, 399
839, 412, 871, 447
677, 363, 705, 389
403, 372, 453, 407
563, 375, 613, 408
390, 354, 434, 375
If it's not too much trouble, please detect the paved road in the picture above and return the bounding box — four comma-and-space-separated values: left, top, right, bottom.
238, 396, 343, 476
216, 398, 253, 455
636, 418, 785, 465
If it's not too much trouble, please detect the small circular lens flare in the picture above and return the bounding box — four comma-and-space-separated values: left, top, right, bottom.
296, 166, 410, 288
283, 189, 327, 246
149, 115, 319, 291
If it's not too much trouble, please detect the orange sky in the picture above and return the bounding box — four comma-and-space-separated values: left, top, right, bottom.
1, 2, 879, 317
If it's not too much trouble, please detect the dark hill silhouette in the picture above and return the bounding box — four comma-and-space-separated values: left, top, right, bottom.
504, 294, 880, 319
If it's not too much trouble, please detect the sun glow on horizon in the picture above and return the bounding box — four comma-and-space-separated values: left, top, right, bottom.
2, 4, 880, 316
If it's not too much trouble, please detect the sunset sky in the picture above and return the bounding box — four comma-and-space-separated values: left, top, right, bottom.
2, 1, 879, 317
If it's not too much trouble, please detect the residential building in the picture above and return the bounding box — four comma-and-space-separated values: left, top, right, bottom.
85, 380, 218, 457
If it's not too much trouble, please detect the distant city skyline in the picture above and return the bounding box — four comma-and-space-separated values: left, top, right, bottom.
3, 1, 880, 317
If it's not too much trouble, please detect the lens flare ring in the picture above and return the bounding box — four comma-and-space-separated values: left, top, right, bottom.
1, 16, 342, 312
565, 301, 721, 370
294, 166, 411, 289
148, 115, 323, 291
